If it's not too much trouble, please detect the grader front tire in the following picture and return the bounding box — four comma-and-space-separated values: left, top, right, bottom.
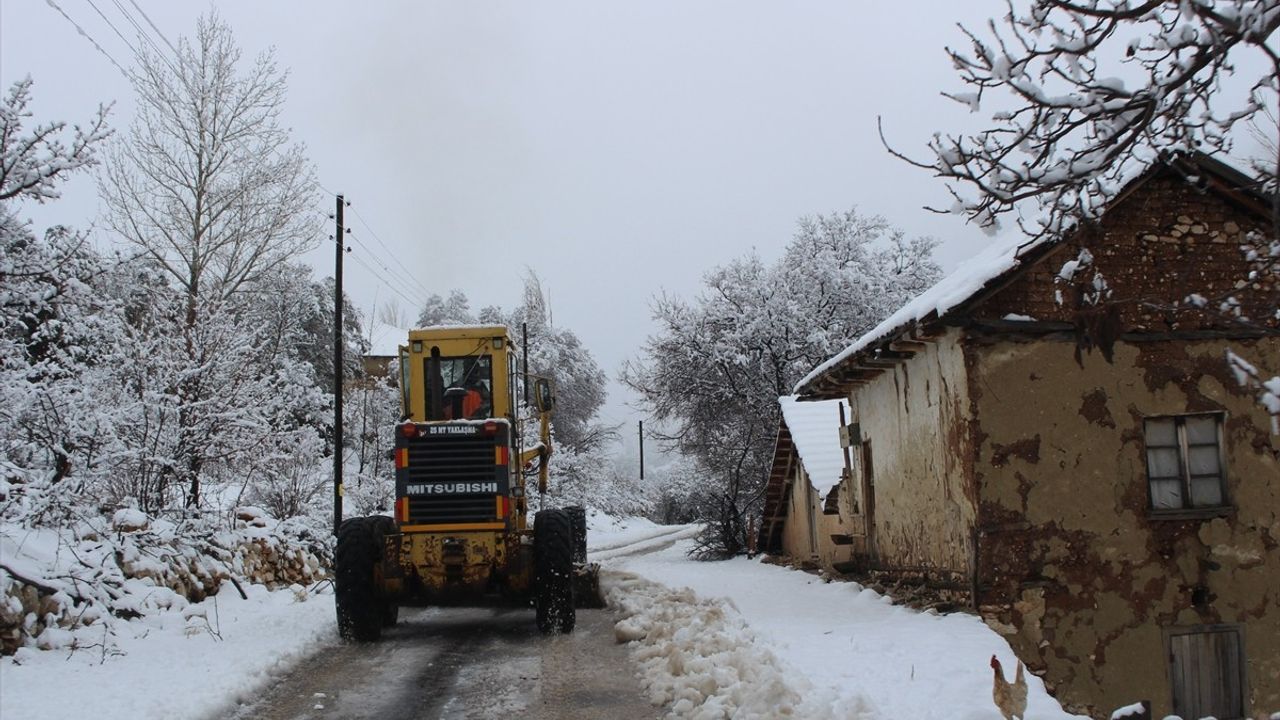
369, 515, 400, 628
335, 517, 383, 642
534, 509, 576, 634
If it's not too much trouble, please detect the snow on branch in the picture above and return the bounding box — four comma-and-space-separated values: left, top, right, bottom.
1226, 349, 1280, 432
885, 0, 1280, 236
0, 77, 111, 203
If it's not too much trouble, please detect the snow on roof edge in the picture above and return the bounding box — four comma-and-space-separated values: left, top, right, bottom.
794, 233, 1053, 395
778, 395, 847, 496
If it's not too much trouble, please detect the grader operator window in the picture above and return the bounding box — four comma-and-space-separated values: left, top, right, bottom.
425, 355, 493, 420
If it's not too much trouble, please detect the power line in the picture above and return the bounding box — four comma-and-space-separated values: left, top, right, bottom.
82, 0, 143, 63
44, 0, 128, 77
126, 0, 177, 56
349, 206, 434, 299
319, 209, 430, 309
319, 207, 433, 309
345, 230, 435, 307
107, 0, 181, 79
346, 250, 422, 311
347, 231, 432, 309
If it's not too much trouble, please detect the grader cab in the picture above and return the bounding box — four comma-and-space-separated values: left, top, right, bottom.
334, 325, 597, 641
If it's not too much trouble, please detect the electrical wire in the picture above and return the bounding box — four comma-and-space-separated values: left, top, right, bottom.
319, 210, 431, 310
43, 0, 128, 77
82, 0, 143, 64
318, 207, 434, 310
349, 206, 434, 299
125, 0, 177, 56
107, 0, 181, 80
346, 251, 422, 311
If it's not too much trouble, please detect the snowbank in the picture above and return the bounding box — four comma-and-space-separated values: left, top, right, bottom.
609, 538, 1084, 720
604, 571, 861, 719
0, 581, 336, 719
0, 510, 329, 655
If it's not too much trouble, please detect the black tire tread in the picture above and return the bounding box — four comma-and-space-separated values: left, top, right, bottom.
335, 517, 382, 641
534, 509, 576, 634
565, 505, 588, 565
369, 516, 399, 628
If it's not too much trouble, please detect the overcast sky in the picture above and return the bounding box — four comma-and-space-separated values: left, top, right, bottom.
4, 1, 1007, 430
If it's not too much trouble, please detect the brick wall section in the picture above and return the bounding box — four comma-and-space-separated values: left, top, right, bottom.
978, 170, 1277, 333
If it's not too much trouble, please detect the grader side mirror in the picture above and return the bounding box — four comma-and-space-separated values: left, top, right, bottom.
533, 378, 555, 413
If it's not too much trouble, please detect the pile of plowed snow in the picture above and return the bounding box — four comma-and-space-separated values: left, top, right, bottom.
603, 571, 870, 719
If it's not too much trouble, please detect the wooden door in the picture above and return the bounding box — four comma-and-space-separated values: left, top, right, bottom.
1168, 626, 1245, 720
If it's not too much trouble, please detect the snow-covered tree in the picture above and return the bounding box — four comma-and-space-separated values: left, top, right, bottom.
0, 78, 114, 519
623, 207, 940, 557
895, 0, 1280, 233
291, 274, 368, 395
343, 363, 401, 517
895, 0, 1280, 429
98, 14, 321, 508
101, 13, 317, 312
416, 289, 475, 327
0, 78, 109, 204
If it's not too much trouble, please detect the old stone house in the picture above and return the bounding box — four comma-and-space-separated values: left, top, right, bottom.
760, 396, 853, 568
777, 153, 1279, 719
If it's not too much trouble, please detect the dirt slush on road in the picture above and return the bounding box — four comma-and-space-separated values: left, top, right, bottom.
233, 569, 666, 720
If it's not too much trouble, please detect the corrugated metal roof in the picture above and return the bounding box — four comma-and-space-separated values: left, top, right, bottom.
778, 395, 847, 495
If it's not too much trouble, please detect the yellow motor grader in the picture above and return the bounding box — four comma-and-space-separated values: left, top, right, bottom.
334, 325, 597, 640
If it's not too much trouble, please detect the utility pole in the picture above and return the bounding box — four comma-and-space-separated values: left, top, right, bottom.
638, 420, 645, 481
333, 194, 345, 535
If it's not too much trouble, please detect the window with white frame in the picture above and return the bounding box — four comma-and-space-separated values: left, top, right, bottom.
1144, 414, 1227, 511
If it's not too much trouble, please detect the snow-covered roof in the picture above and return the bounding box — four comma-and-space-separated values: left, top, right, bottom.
794, 233, 1050, 395
778, 395, 847, 496
366, 319, 408, 357
795, 151, 1271, 398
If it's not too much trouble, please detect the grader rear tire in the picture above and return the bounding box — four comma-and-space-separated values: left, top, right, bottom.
565, 505, 588, 564
534, 509, 576, 634
369, 515, 400, 628
335, 517, 382, 641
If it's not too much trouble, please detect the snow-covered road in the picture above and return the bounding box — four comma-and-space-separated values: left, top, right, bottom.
232, 605, 655, 720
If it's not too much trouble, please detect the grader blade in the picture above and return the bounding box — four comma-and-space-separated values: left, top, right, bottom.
573, 562, 604, 608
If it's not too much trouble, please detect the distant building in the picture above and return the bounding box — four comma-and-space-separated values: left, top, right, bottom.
760, 396, 854, 568
362, 320, 407, 380
775, 153, 1279, 719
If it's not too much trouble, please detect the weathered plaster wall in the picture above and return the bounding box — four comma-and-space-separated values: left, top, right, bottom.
848, 327, 978, 582
969, 336, 1280, 718
779, 464, 859, 570
780, 463, 814, 560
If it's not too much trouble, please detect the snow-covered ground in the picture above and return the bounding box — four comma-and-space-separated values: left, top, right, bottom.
591, 515, 1083, 720
0, 580, 336, 719
4, 513, 1083, 720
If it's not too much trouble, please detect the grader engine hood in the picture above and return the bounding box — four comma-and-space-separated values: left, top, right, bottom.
393, 420, 512, 529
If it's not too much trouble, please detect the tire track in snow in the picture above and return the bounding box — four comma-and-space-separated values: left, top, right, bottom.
588, 524, 698, 554
589, 526, 702, 563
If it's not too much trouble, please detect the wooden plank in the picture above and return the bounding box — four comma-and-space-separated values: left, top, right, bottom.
1169, 633, 1190, 717
889, 339, 928, 352
1220, 630, 1243, 718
